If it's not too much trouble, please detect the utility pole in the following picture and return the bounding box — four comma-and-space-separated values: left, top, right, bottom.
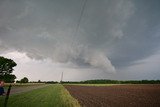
60, 72, 63, 83
4, 84, 12, 107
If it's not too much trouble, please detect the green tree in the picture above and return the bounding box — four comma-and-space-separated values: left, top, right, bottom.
3, 74, 16, 83
38, 80, 41, 83
20, 77, 29, 83
0, 56, 17, 82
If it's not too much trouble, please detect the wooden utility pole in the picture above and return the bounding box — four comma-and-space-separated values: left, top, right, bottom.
4, 84, 12, 107
60, 72, 63, 83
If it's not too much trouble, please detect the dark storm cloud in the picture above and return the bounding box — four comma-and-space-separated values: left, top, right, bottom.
0, 0, 160, 80
108, 0, 160, 68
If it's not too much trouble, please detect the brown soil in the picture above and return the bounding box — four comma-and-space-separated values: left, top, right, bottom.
64, 84, 160, 107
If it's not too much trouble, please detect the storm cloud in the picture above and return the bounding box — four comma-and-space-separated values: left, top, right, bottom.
0, 0, 160, 81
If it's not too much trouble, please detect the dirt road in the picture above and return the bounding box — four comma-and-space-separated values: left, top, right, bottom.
65, 85, 160, 107
5, 84, 50, 95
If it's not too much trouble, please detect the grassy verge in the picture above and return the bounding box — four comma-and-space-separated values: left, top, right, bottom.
0, 84, 80, 107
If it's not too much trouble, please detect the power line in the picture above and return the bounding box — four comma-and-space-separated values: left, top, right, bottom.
60, 0, 87, 83
75, 0, 87, 37
72, 0, 87, 46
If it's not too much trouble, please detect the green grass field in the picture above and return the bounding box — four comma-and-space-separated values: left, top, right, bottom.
0, 84, 80, 107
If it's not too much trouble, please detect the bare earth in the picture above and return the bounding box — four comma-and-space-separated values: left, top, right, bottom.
65, 84, 160, 107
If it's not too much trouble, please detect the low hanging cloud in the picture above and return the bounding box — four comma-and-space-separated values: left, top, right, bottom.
52, 44, 116, 73
0, 0, 135, 74
3, 0, 160, 80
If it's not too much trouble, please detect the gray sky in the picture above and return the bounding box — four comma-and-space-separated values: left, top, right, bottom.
0, 0, 160, 81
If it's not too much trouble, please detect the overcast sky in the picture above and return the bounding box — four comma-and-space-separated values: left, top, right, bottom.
0, 0, 160, 81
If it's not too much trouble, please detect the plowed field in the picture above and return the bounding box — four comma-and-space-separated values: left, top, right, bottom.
65, 85, 160, 107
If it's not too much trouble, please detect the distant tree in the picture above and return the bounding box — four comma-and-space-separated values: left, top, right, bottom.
0, 56, 17, 82
16, 80, 20, 83
38, 80, 41, 83
20, 77, 29, 83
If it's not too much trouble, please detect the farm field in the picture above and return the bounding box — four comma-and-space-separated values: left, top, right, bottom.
65, 84, 160, 107
63, 84, 123, 86
0, 84, 80, 107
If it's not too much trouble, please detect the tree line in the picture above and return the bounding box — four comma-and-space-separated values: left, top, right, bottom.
62, 79, 160, 84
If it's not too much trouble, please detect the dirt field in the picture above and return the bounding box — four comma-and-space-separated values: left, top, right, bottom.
65, 84, 160, 107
